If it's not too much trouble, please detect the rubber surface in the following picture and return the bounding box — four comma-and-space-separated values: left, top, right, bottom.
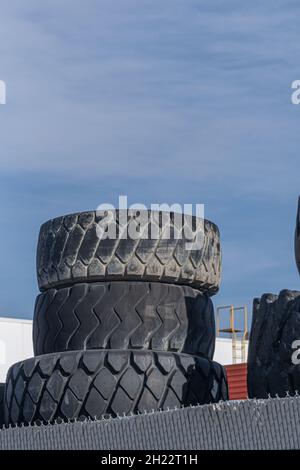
36, 210, 221, 294
0, 384, 4, 427
4, 350, 228, 425
33, 281, 215, 358
295, 197, 300, 276
248, 290, 300, 398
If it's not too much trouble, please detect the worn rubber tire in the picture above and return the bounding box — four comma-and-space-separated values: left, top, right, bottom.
36, 210, 221, 294
295, 197, 300, 276
247, 293, 279, 368
248, 290, 300, 398
0, 384, 4, 427
4, 350, 228, 425
33, 281, 215, 358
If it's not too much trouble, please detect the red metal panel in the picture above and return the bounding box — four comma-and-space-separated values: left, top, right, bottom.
225, 363, 248, 400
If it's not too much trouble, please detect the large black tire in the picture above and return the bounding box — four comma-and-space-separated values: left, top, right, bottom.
37, 210, 221, 294
247, 293, 279, 369
4, 350, 228, 425
248, 290, 300, 398
295, 197, 300, 276
0, 384, 4, 426
33, 281, 215, 358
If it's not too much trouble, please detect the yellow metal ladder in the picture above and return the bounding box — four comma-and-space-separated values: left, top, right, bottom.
216, 305, 248, 364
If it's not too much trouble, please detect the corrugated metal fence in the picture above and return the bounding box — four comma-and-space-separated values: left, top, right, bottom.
0, 395, 299, 450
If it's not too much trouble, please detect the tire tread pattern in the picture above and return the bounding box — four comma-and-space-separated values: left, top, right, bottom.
248, 290, 300, 398
37, 210, 221, 294
0, 384, 4, 427
33, 282, 215, 358
4, 350, 228, 425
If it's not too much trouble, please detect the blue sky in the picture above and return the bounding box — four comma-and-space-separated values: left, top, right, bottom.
0, 0, 300, 331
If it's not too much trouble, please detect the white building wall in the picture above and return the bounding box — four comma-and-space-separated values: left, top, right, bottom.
214, 337, 249, 365
0, 317, 249, 382
0, 317, 33, 382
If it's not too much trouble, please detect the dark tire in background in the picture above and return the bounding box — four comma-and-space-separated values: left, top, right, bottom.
0, 384, 4, 427
37, 210, 221, 294
4, 350, 228, 425
248, 290, 300, 398
33, 282, 215, 358
295, 197, 300, 276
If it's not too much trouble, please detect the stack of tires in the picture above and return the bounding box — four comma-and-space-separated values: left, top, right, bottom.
248, 198, 300, 398
248, 290, 300, 398
3, 210, 228, 426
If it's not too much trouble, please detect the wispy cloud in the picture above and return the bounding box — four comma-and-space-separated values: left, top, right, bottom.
0, 0, 299, 319
0, 1, 299, 190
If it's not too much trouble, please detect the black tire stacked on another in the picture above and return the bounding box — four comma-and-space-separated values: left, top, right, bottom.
36, 210, 221, 294
294, 197, 300, 277
33, 282, 216, 358
248, 199, 300, 399
4, 210, 228, 425
0, 384, 4, 427
248, 290, 300, 398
